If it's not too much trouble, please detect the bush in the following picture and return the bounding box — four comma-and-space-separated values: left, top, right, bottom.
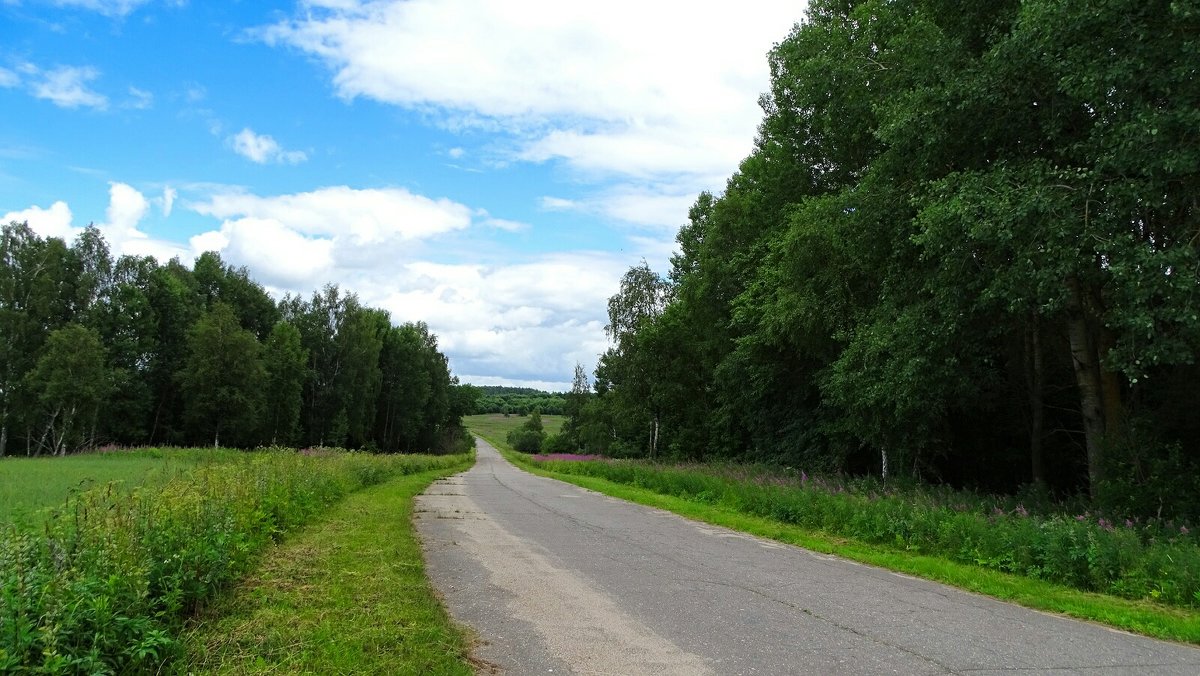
507, 428, 544, 453
542, 433, 574, 454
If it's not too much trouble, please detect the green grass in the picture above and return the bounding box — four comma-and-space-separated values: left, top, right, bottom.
0, 448, 239, 526
463, 413, 565, 441
466, 422, 1200, 645
180, 459, 475, 675
1, 449, 472, 673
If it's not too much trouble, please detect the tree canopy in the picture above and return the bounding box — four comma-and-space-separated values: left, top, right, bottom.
0, 223, 467, 455
567, 0, 1200, 519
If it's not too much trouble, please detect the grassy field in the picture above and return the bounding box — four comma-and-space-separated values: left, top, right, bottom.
0, 448, 239, 526
180, 460, 475, 675
464, 418, 1200, 645
463, 413, 565, 443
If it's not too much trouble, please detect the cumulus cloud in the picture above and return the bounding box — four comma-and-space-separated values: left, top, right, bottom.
181, 183, 626, 384
260, 0, 800, 240
258, 1, 796, 168
29, 65, 108, 110
192, 185, 472, 244
2, 201, 76, 240
2, 183, 187, 261
228, 128, 307, 164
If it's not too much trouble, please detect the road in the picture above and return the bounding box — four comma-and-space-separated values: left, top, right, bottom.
414, 438, 1200, 675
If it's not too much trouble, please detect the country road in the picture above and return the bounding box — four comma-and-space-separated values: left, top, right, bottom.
414, 438, 1200, 675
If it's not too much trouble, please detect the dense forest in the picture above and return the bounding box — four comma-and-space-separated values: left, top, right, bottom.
564, 0, 1200, 520
474, 386, 566, 416
0, 222, 472, 455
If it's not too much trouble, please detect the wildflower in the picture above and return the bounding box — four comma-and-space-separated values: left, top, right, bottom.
800, 471, 808, 484
1182, 525, 1190, 535
1015, 504, 1028, 518
1125, 519, 1134, 529
1075, 514, 1086, 522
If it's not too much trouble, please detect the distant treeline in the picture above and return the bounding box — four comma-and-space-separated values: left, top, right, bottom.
473, 386, 566, 416
0, 222, 475, 455
560, 0, 1200, 521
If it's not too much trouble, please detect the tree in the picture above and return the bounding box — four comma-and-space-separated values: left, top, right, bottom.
263, 321, 307, 445
178, 303, 265, 447
24, 324, 110, 456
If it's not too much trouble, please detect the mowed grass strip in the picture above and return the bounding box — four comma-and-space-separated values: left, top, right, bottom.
181, 460, 475, 675
467, 424, 1200, 646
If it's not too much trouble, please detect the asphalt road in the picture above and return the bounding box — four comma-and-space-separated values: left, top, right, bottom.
414, 438, 1200, 675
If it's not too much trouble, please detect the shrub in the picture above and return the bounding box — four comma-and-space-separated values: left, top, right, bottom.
541, 433, 574, 454
507, 429, 544, 453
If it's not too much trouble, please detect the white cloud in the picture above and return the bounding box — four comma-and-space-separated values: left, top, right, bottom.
9, 181, 626, 386
363, 255, 622, 384
447, 147, 465, 159
161, 186, 176, 217
30, 65, 109, 110
544, 187, 697, 230
126, 86, 153, 109
3, 201, 75, 240
0, 68, 18, 88
191, 185, 472, 245
228, 128, 307, 164
261, 0, 798, 184
184, 183, 625, 383
2, 183, 187, 261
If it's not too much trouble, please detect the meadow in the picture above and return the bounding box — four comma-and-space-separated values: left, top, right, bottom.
0, 446, 473, 674
466, 417, 1200, 644
0, 449, 241, 526
462, 413, 565, 442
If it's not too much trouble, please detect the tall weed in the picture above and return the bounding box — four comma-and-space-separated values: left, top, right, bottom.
0, 448, 468, 673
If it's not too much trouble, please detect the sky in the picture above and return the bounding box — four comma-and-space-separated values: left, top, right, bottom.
0, 0, 806, 391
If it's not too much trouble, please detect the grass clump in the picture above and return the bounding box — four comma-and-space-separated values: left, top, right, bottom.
181, 462, 474, 674
0, 448, 470, 674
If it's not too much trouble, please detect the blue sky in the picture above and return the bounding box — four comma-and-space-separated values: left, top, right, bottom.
1, 0, 805, 390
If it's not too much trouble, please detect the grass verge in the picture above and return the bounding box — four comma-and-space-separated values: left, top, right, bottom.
180, 458, 475, 675
470, 428, 1200, 645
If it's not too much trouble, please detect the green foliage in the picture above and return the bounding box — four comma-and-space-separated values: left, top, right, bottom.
568, 0, 1200, 511
506, 428, 544, 454
0, 223, 464, 455
178, 303, 265, 447
24, 324, 110, 456
473, 386, 566, 416
0, 448, 470, 673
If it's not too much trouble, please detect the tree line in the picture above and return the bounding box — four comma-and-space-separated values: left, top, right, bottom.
474, 386, 566, 416
0, 222, 473, 455
562, 0, 1200, 519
